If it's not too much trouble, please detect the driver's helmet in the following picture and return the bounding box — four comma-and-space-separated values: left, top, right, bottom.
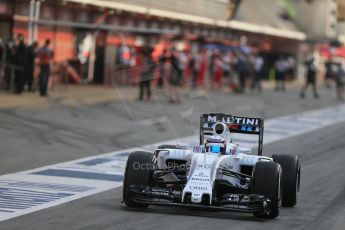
213, 122, 232, 143
205, 136, 226, 154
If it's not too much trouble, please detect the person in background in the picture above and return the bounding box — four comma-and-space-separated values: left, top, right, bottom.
300, 55, 319, 99
197, 49, 208, 89
0, 38, 4, 86
169, 49, 181, 104
4, 38, 16, 90
117, 43, 131, 85
25, 41, 38, 91
128, 46, 137, 84
228, 51, 238, 91
158, 49, 167, 88
324, 56, 337, 88
208, 51, 215, 84
0, 38, 3, 60
251, 52, 264, 92
212, 50, 223, 89
138, 47, 155, 101
38, 39, 53, 97
222, 51, 231, 90
119, 43, 131, 67
285, 56, 296, 80
235, 52, 250, 93
14, 34, 26, 94
163, 49, 172, 94
335, 61, 345, 100
190, 50, 200, 89
275, 56, 287, 91
178, 49, 188, 87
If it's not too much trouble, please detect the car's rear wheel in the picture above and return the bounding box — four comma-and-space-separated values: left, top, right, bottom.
272, 154, 300, 207
252, 161, 282, 219
123, 151, 154, 208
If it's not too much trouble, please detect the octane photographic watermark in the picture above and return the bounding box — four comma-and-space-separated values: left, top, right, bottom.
131, 161, 191, 171
130, 161, 228, 174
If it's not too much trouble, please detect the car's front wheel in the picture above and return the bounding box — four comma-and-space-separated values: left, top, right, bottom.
252, 161, 282, 218
123, 151, 154, 208
272, 154, 300, 207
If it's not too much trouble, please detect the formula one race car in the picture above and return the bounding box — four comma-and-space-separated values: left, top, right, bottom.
122, 113, 301, 218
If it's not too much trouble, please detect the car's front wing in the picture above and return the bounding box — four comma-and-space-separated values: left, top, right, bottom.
125, 185, 269, 213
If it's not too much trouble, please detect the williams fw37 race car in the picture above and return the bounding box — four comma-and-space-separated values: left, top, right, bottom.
122, 113, 301, 218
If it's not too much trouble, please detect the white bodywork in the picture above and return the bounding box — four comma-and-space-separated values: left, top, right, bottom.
155, 122, 272, 204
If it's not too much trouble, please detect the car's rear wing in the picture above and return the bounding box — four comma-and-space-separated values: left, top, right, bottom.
200, 113, 264, 156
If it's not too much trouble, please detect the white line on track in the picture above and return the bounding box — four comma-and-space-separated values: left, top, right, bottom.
1, 104, 345, 221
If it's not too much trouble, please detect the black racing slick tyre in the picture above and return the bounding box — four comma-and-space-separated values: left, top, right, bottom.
123, 151, 154, 208
252, 161, 282, 219
272, 154, 300, 207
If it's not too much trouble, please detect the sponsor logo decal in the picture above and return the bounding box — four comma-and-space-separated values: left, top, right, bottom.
196, 164, 211, 169
191, 177, 210, 182
189, 186, 207, 191
207, 116, 234, 123
207, 115, 259, 126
